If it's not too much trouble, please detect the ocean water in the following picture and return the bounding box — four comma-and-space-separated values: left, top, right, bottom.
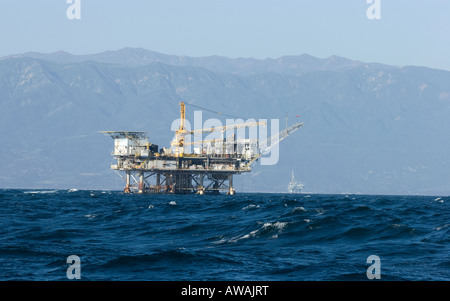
0, 189, 448, 281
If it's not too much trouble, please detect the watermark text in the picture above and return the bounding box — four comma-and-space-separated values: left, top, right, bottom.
66, 255, 81, 279
366, 0, 381, 20
366, 255, 381, 279
66, 0, 81, 20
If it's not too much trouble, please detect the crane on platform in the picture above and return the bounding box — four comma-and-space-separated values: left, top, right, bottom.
171, 102, 266, 155
259, 122, 304, 155
243, 121, 304, 169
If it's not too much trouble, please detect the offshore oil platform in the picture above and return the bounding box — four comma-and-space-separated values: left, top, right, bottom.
288, 170, 304, 193
102, 102, 303, 195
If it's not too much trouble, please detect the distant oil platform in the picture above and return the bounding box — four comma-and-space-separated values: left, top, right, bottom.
288, 170, 304, 193
102, 102, 303, 195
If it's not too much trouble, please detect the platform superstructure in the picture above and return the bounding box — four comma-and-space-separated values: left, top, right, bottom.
288, 170, 304, 193
102, 102, 303, 195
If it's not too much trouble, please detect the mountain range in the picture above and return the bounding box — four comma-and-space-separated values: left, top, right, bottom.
1, 48, 450, 195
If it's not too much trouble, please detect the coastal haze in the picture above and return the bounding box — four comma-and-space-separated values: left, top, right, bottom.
1, 48, 450, 195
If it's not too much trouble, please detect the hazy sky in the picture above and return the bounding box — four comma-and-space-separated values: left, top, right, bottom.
0, 0, 449, 70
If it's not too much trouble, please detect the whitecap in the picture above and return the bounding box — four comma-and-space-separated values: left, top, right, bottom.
435, 224, 449, 231
212, 238, 227, 245
292, 206, 306, 213
261, 222, 287, 232
169, 201, 177, 206
67, 188, 78, 193
24, 190, 58, 194
148, 205, 154, 209
229, 221, 287, 243
434, 197, 444, 203
228, 229, 259, 243
241, 230, 259, 239
316, 208, 325, 215
242, 204, 259, 210
276, 222, 287, 230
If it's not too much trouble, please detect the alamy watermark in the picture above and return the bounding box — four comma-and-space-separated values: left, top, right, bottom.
66, 0, 81, 20
366, 255, 381, 279
66, 255, 81, 279
366, 0, 381, 20
65, 1, 380, 21
170, 110, 280, 166
64, 254, 381, 279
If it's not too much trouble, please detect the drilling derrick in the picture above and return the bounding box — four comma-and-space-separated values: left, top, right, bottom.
101, 102, 303, 195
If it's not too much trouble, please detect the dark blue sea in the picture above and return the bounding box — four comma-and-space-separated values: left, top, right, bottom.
0, 189, 449, 281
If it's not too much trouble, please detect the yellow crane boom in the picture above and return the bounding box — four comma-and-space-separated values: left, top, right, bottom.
172, 102, 266, 154
188, 121, 266, 135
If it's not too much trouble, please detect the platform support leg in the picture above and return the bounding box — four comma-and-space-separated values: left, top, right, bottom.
124, 171, 131, 194
197, 174, 205, 195
156, 172, 161, 193
138, 171, 144, 194
228, 174, 235, 195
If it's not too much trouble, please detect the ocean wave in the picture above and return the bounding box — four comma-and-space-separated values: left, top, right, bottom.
262, 221, 287, 231
434, 197, 444, 203
0, 245, 64, 258
100, 248, 239, 271
242, 204, 259, 210
291, 206, 307, 213
342, 226, 374, 239
227, 221, 288, 243
435, 224, 450, 231
1, 191, 448, 281
83, 214, 97, 219
378, 223, 417, 238
315, 208, 326, 215
348, 205, 373, 213
23, 190, 58, 194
